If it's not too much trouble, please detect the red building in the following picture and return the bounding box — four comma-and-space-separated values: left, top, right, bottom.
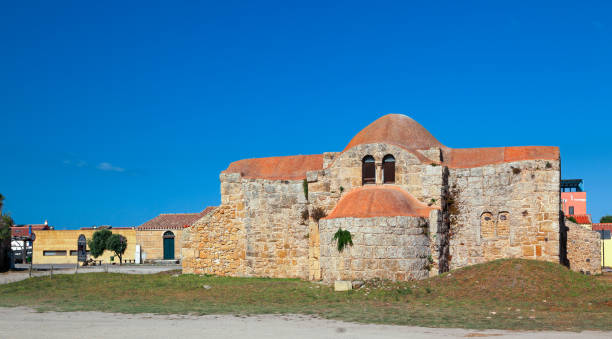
561, 179, 591, 224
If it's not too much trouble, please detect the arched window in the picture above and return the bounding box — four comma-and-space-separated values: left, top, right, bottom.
480, 212, 495, 239
362, 155, 375, 185
163, 231, 175, 260
383, 154, 395, 184
497, 212, 510, 237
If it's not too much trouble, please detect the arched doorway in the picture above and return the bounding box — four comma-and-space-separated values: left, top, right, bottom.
163, 231, 175, 260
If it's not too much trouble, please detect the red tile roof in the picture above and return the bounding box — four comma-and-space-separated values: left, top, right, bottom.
593, 223, 612, 231
568, 214, 592, 224
444, 146, 559, 168
222, 114, 560, 180
11, 225, 51, 237
325, 186, 433, 219
137, 207, 215, 230
224, 154, 324, 181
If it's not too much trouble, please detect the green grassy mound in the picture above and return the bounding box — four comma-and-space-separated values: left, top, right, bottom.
0, 259, 610, 331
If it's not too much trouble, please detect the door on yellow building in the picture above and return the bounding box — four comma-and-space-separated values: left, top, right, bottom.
163, 231, 175, 260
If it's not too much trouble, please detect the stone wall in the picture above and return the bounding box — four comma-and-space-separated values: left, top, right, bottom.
183, 172, 310, 278
319, 216, 430, 282
565, 219, 601, 275
182, 204, 246, 275
241, 177, 309, 278
446, 160, 560, 269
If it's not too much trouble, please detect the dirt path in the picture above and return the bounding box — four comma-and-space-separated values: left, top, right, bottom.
0, 265, 179, 284
0, 307, 608, 339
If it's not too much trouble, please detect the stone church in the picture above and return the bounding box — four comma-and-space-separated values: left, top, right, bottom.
182, 114, 594, 281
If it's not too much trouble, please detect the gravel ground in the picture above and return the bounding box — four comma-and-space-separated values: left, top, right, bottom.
0, 307, 609, 339
0, 265, 180, 284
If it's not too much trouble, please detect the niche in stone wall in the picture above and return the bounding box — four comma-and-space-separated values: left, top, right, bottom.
497, 212, 510, 237
480, 212, 495, 239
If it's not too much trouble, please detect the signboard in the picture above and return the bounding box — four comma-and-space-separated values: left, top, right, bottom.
77, 234, 87, 262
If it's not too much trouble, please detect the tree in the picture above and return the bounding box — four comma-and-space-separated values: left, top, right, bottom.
0, 215, 13, 241
87, 229, 112, 258
601, 215, 612, 223
106, 234, 127, 265
0, 193, 13, 241
0, 195, 11, 273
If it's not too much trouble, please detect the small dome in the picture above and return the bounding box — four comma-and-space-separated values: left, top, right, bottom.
325, 186, 432, 219
344, 114, 443, 152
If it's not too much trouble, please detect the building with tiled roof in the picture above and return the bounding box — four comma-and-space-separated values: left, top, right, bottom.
136, 207, 214, 261
183, 113, 599, 281
138, 207, 215, 230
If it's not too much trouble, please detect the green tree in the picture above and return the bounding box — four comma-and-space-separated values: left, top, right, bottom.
0, 193, 13, 241
106, 234, 127, 265
600, 215, 612, 223
0, 194, 12, 273
87, 229, 112, 258
0, 215, 13, 241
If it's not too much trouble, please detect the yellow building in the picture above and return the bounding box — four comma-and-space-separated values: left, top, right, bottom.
593, 223, 612, 268
602, 239, 612, 268
32, 228, 136, 265
136, 208, 213, 262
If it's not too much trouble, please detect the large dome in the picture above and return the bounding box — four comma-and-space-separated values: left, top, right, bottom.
325, 186, 432, 219
344, 114, 443, 152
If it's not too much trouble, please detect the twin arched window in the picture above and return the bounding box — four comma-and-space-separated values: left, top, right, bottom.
362, 154, 395, 185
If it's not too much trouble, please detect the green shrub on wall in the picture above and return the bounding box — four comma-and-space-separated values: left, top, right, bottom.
333, 228, 353, 253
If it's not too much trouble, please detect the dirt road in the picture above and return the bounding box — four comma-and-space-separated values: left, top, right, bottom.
0, 265, 180, 284
0, 307, 608, 339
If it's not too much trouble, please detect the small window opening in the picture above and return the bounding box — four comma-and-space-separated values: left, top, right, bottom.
362, 155, 375, 185
382, 154, 395, 184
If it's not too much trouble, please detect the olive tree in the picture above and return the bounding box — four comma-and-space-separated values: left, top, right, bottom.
87, 229, 112, 258
106, 234, 127, 265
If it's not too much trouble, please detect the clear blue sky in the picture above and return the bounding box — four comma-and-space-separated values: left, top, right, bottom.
1, 1, 610, 229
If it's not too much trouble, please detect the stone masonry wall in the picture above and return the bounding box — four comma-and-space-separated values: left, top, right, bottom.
447, 159, 560, 270
241, 178, 310, 278
183, 172, 309, 278
565, 219, 601, 275
319, 216, 430, 282
182, 204, 246, 275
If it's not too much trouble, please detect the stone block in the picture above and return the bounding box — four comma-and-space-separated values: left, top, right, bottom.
522, 245, 534, 257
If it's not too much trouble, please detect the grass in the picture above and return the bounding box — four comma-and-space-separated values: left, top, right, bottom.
1, 259, 611, 331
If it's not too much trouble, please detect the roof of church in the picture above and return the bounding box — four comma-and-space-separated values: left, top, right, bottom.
137, 207, 215, 230
221, 114, 560, 179
445, 146, 559, 168
223, 154, 324, 180
325, 186, 433, 219
344, 114, 443, 151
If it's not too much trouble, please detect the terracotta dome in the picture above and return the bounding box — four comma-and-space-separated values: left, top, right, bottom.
344, 114, 443, 152
325, 186, 432, 219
